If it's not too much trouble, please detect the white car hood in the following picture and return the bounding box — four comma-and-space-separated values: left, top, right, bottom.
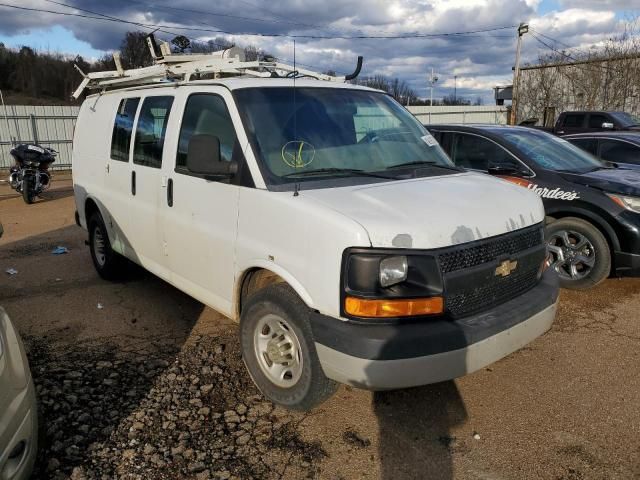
301, 172, 545, 249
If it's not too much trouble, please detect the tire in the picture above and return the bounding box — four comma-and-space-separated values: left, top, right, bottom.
546, 217, 611, 290
240, 283, 338, 411
22, 176, 34, 204
88, 211, 127, 281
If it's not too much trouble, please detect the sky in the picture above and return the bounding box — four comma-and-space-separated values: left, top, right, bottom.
0, 0, 638, 103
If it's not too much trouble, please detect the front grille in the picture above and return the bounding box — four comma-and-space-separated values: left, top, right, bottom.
436, 223, 546, 319
446, 264, 540, 318
438, 225, 543, 274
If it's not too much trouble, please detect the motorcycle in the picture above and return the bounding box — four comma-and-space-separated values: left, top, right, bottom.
8, 144, 57, 204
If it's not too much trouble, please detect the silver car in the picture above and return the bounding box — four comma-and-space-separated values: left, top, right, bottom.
0, 307, 38, 479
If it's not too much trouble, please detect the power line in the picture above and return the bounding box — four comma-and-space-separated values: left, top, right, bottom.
529, 30, 624, 75
0, 3, 516, 40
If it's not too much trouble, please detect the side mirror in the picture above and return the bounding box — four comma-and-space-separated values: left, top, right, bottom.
186, 134, 238, 177
487, 164, 529, 177
601, 122, 614, 129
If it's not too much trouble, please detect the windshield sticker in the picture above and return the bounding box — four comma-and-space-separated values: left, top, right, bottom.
421, 134, 438, 147
281, 140, 315, 168
527, 184, 580, 200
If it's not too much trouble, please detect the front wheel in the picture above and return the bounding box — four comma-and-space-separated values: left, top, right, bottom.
240, 283, 338, 411
546, 217, 611, 290
22, 176, 35, 204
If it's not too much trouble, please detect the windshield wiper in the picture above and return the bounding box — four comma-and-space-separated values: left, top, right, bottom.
281, 168, 398, 180
384, 160, 461, 171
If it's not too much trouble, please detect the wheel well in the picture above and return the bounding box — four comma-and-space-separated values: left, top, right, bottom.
84, 198, 100, 225
236, 268, 286, 319
547, 211, 619, 263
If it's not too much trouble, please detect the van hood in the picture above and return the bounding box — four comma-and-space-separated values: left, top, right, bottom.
300, 172, 545, 249
560, 167, 640, 197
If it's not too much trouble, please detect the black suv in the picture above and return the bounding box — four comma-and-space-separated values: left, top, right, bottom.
428, 124, 640, 289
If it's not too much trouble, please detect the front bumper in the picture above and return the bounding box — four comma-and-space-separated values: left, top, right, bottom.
312, 269, 559, 390
0, 308, 38, 480
614, 251, 640, 277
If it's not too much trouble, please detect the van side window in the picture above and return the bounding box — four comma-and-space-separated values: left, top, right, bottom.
110, 97, 140, 162
133, 96, 174, 169
176, 94, 237, 170
452, 133, 517, 171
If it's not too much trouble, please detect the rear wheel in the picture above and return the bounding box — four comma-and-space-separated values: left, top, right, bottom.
88, 211, 127, 281
240, 283, 338, 411
546, 217, 610, 290
22, 176, 34, 204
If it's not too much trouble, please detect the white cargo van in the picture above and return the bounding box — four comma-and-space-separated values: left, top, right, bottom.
72, 50, 558, 410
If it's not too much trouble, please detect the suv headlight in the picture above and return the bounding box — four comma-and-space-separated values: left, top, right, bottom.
607, 194, 640, 213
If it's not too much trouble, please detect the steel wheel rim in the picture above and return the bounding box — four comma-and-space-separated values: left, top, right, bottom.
93, 226, 107, 267
253, 313, 303, 388
547, 229, 596, 280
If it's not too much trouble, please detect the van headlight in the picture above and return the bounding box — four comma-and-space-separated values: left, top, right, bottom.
379, 256, 408, 287
608, 194, 640, 213
342, 249, 444, 319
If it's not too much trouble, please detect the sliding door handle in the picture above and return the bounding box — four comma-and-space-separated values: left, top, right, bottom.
167, 178, 173, 207
131, 171, 136, 196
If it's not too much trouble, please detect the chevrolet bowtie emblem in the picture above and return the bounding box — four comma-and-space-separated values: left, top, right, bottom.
495, 260, 518, 277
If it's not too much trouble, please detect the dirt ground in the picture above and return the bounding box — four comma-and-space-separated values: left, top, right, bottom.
1, 177, 639, 480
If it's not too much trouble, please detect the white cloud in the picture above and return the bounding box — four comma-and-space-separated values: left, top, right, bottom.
0, 0, 629, 102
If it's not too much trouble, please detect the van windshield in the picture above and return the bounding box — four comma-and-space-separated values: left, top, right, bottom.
233, 87, 456, 186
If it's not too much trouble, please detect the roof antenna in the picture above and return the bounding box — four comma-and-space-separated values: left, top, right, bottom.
292, 39, 301, 197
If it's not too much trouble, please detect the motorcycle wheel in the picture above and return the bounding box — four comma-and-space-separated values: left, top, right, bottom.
22, 176, 35, 204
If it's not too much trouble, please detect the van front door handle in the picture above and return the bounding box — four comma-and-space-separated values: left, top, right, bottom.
167, 178, 173, 207
131, 171, 136, 196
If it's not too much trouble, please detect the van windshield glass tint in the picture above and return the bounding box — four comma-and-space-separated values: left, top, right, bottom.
234, 87, 454, 185
501, 129, 604, 173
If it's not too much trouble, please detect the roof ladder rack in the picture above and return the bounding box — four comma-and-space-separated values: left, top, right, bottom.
72, 34, 363, 99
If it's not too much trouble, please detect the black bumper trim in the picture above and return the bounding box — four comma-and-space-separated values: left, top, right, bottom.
614, 251, 640, 277
310, 269, 559, 361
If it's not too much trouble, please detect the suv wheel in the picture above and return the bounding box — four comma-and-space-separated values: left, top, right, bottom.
88, 211, 127, 280
546, 217, 610, 289
240, 283, 338, 411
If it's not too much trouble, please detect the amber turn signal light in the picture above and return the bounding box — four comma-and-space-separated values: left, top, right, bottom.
344, 296, 444, 318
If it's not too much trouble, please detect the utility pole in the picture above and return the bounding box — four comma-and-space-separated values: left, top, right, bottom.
429, 68, 438, 106
510, 22, 529, 125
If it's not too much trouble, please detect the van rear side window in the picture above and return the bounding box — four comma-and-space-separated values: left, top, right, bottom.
133, 96, 174, 169
110, 97, 140, 162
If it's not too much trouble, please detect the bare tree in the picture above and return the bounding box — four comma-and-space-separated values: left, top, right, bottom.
120, 32, 153, 69
518, 16, 640, 123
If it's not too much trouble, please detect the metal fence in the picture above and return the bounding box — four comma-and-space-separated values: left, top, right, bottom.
0, 105, 79, 171
0, 104, 507, 172
407, 105, 508, 125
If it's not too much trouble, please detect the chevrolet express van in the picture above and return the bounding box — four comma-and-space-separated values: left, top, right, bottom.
72, 78, 558, 410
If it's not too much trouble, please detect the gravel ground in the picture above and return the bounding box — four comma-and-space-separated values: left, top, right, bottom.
27, 333, 323, 480
1, 178, 639, 480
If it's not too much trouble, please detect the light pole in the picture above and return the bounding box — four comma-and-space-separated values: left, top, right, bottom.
454, 75, 457, 104
429, 68, 438, 106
